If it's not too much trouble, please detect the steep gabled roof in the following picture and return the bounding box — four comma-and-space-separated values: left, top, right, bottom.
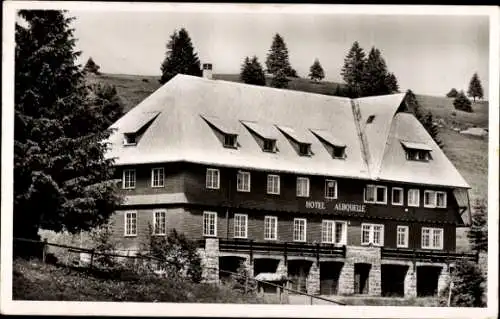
105, 74, 469, 188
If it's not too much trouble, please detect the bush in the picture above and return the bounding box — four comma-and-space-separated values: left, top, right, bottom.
446, 88, 459, 98
89, 224, 118, 269
453, 91, 473, 112
142, 227, 203, 283
231, 261, 257, 294
439, 259, 486, 307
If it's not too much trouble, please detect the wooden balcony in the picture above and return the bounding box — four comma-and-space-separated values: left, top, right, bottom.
381, 247, 479, 263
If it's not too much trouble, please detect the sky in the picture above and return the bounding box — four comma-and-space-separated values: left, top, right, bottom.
70, 9, 490, 97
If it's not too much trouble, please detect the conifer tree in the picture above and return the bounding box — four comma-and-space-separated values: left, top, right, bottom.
453, 90, 473, 112
14, 10, 122, 256
160, 28, 202, 84
265, 33, 297, 77
83, 57, 100, 75
240, 56, 266, 86
341, 41, 367, 98
405, 90, 443, 147
385, 72, 400, 94
270, 68, 289, 89
308, 58, 325, 83
467, 72, 484, 102
90, 83, 124, 128
467, 199, 488, 253
361, 47, 390, 96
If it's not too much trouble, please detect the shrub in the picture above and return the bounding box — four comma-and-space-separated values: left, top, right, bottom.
446, 88, 459, 98
231, 261, 257, 294
89, 224, 118, 270
453, 91, 473, 112
439, 259, 486, 307
142, 227, 203, 283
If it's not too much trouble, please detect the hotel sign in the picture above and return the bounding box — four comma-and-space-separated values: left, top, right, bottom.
304, 200, 366, 213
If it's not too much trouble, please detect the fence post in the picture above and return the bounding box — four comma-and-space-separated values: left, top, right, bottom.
42, 238, 48, 263
245, 276, 248, 294
310, 295, 313, 305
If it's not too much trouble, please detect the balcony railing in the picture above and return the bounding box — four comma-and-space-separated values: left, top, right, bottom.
198, 238, 346, 261
381, 247, 479, 263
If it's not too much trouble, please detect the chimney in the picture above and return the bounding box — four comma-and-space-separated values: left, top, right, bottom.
202, 63, 213, 79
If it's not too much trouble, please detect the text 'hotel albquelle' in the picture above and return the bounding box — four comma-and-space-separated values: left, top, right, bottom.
104, 64, 476, 297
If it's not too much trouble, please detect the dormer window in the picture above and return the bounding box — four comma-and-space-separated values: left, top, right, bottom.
401, 140, 432, 162
121, 111, 161, 146
299, 143, 312, 156
332, 146, 346, 159
310, 129, 347, 160
263, 139, 277, 152
124, 133, 137, 146
224, 134, 237, 148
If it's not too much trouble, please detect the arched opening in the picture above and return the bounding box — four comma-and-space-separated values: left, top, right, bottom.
381, 264, 408, 297
417, 265, 441, 296
219, 256, 245, 284
320, 261, 343, 295
287, 259, 312, 293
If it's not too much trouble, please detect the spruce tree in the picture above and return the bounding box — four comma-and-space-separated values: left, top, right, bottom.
240, 56, 266, 86
270, 68, 289, 89
14, 10, 122, 256
89, 83, 124, 128
446, 88, 459, 98
405, 90, 443, 147
341, 41, 367, 98
159, 28, 202, 84
361, 47, 390, 96
385, 72, 400, 94
467, 72, 484, 102
308, 58, 325, 82
265, 33, 297, 77
453, 90, 473, 112
467, 199, 488, 253
83, 57, 100, 75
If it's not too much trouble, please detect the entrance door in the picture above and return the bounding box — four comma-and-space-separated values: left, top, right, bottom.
288, 260, 311, 293
354, 263, 371, 294
320, 262, 343, 295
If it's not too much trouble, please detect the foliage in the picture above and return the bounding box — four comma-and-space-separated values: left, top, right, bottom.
308, 58, 325, 82
159, 28, 202, 84
341, 41, 367, 98
83, 57, 100, 75
89, 83, 124, 128
265, 33, 297, 77
453, 90, 473, 112
385, 72, 399, 93
89, 224, 118, 269
439, 259, 486, 307
231, 261, 257, 294
405, 90, 443, 147
446, 88, 459, 98
361, 47, 390, 96
270, 68, 289, 89
467, 199, 488, 253
240, 56, 266, 86
142, 227, 202, 283
14, 10, 122, 256
467, 73, 484, 102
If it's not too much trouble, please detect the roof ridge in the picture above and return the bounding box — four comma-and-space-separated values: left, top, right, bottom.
351, 99, 371, 177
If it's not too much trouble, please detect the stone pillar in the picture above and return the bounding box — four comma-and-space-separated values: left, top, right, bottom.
368, 262, 381, 296
404, 263, 417, 297
338, 261, 354, 295
200, 238, 219, 283
276, 259, 287, 278
307, 262, 320, 295
437, 264, 449, 296
243, 256, 254, 278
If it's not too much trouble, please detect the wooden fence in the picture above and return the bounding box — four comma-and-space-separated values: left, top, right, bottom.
13, 237, 345, 305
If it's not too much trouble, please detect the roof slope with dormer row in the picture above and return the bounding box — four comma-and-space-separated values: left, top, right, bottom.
105, 74, 469, 188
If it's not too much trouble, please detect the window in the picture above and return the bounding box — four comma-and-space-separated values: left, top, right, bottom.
296, 177, 310, 197
124, 211, 137, 236
224, 134, 237, 148
361, 223, 384, 246
293, 218, 306, 242
123, 133, 137, 146
122, 169, 136, 189
321, 220, 347, 245
424, 190, 437, 208
203, 212, 217, 237
263, 139, 276, 152
267, 174, 280, 194
436, 191, 447, 208
206, 168, 220, 189
364, 185, 387, 204
151, 168, 165, 188
392, 187, 403, 206
406, 149, 431, 161
333, 146, 346, 159
397, 226, 409, 248
421, 227, 443, 249
236, 171, 251, 192
299, 143, 311, 156
153, 210, 166, 235
234, 214, 248, 238
264, 216, 277, 240
408, 189, 420, 207
325, 180, 338, 199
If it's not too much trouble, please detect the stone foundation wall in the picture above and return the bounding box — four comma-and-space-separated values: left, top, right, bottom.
338, 246, 382, 296
437, 264, 449, 296
306, 262, 320, 295
200, 238, 219, 283
404, 263, 417, 297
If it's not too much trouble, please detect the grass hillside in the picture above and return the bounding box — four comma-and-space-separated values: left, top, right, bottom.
95, 73, 489, 252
